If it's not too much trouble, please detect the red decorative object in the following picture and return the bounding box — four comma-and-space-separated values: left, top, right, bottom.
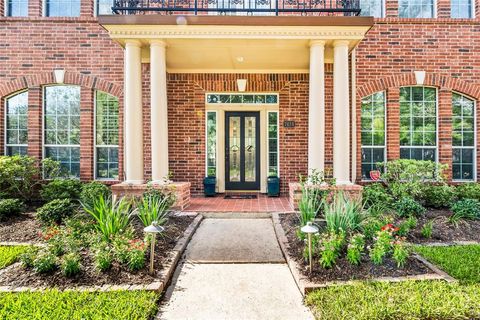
370, 170, 381, 181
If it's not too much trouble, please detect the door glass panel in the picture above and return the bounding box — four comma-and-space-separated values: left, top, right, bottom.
229, 116, 241, 182
244, 116, 256, 182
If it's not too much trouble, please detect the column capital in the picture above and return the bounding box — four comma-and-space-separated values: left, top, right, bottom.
333, 40, 350, 48
124, 39, 142, 48
150, 40, 167, 48
309, 40, 326, 48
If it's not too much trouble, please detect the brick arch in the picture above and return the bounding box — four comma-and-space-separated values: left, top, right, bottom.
0, 71, 122, 98
357, 73, 480, 100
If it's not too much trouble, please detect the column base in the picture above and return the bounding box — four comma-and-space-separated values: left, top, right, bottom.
288, 182, 363, 210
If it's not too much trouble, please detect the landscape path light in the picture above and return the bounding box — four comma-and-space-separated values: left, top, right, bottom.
301, 221, 319, 274
144, 221, 164, 275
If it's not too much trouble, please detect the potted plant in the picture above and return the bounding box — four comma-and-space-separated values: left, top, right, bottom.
203, 168, 216, 197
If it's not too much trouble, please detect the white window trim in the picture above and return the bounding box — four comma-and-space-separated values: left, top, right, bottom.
399, 86, 439, 163
267, 110, 280, 178
399, 0, 438, 18
361, 91, 387, 181
205, 110, 218, 177
4, 90, 28, 156
452, 91, 477, 182
42, 85, 81, 179
94, 90, 119, 181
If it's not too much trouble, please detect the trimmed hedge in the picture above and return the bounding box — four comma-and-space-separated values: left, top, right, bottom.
0, 290, 159, 320
306, 281, 480, 320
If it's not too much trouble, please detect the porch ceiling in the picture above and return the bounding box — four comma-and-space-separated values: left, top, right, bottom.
100, 16, 373, 73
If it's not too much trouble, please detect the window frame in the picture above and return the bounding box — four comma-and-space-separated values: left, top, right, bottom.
4, 90, 28, 156
42, 84, 81, 179
4, 0, 29, 16
450, 0, 475, 18
43, 0, 80, 17
452, 91, 477, 182
267, 110, 280, 178
398, 0, 437, 18
94, 90, 119, 181
360, 91, 387, 181
360, 0, 386, 18
205, 110, 218, 177
399, 85, 439, 163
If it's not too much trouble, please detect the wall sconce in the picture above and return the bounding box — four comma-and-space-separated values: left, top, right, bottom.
414, 71, 426, 85
54, 69, 65, 84
237, 79, 247, 92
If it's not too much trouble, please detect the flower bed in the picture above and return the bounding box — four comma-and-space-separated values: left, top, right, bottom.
279, 214, 431, 283
0, 215, 194, 289
0, 212, 43, 243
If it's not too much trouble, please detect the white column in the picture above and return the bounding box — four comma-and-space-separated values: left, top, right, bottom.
333, 40, 351, 185
150, 40, 169, 183
124, 40, 144, 184
308, 40, 325, 173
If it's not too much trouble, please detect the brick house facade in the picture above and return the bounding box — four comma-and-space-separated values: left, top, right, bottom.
1, 0, 479, 199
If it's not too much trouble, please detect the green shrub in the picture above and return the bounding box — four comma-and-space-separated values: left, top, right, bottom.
379, 159, 447, 200
362, 183, 394, 208
36, 199, 75, 225
361, 214, 393, 240
456, 183, 480, 201
137, 193, 171, 228
421, 184, 456, 208
93, 244, 113, 272
449, 199, 480, 225
392, 241, 409, 268
82, 197, 134, 242
80, 182, 111, 210
33, 250, 57, 273
142, 186, 176, 207
41, 179, 82, 202
324, 192, 365, 234
397, 216, 417, 236
421, 220, 434, 238
0, 156, 64, 200
346, 234, 365, 265
127, 240, 146, 271
319, 232, 345, 269
394, 198, 426, 218
369, 228, 393, 265
61, 253, 81, 277
19, 246, 39, 268
0, 199, 25, 220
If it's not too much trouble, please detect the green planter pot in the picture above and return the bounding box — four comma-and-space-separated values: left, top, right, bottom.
203, 176, 216, 197
267, 176, 280, 197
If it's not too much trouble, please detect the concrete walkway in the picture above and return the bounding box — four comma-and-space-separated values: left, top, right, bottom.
157, 218, 314, 320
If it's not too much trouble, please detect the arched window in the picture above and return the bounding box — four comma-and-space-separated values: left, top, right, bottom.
44, 85, 81, 178
399, 86, 437, 161
95, 91, 119, 180
361, 91, 386, 180
452, 93, 476, 181
5, 91, 28, 156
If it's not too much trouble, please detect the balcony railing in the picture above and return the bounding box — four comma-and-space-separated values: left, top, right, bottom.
112, 0, 361, 16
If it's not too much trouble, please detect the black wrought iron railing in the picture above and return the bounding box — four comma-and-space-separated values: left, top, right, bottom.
112, 0, 361, 16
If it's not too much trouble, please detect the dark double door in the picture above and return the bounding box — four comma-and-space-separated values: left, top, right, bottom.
225, 112, 260, 190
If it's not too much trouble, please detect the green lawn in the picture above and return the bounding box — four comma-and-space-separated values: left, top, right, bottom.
415, 244, 480, 283
306, 281, 480, 320
0, 245, 30, 269
0, 290, 159, 320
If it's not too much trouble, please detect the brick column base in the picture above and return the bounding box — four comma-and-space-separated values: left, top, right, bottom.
288, 182, 363, 210
111, 182, 191, 211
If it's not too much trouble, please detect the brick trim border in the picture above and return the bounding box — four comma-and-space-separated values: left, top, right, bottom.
0, 213, 203, 293
271, 212, 454, 296
0, 72, 122, 98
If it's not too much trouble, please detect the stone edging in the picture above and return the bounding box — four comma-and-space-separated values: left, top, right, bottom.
0, 214, 204, 293
412, 240, 480, 247
271, 212, 455, 296
0, 241, 44, 247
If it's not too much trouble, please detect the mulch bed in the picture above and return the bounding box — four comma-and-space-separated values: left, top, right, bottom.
279, 213, 431, 283
0, 212, 43, 243
0, 215, 195, 289
398, 209, 480, 243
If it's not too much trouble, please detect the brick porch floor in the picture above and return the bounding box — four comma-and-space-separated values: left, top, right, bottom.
184, 195, 293, 213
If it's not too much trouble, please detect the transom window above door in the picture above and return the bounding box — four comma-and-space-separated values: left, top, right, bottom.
206, 94, 278, 104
